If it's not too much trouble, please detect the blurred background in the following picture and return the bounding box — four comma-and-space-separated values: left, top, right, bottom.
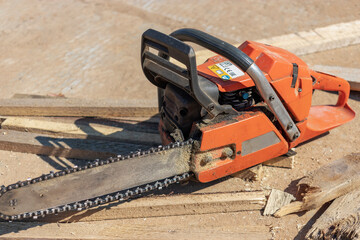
0, 0, 359, 100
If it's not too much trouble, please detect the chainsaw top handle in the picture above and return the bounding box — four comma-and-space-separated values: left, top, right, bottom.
141, 28, 300, 141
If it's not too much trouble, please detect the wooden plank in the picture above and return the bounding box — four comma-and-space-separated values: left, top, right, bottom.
263, 189, 295, 216
263, 150, 296, 169
0, 98, 158, 117
263, 156, 294, 169
1, 117, 162, 145
311, 65, 360, 91
275, 153, 360, 217
305, 189, 360, 239
43, 191, 266, 222
0, 129, 150, 160
231, 164, 263, 181
196, 20, 360, 63
0, 219, 271, 240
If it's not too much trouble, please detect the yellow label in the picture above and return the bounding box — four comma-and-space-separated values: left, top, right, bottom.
208, 64, 232, 80
208, 61, 244, 81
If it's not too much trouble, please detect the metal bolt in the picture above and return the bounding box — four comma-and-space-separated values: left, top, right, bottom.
293, 132, 299, 140
287, 123, 293, 130
269, 95, 275, 101
298, 88, 302, 92
221, 147, 234, 159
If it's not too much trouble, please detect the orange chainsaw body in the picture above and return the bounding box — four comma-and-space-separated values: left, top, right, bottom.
161, 41, 355, 183
142, 29, 355, 183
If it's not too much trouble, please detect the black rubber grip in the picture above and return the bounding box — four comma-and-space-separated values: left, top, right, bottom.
171, 28, 254, 71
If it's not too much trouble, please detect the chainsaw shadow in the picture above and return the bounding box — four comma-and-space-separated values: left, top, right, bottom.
350, 90, 360, 101
34, 115, 160, 171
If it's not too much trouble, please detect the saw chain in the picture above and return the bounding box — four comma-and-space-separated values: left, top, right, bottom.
0, 139, 194, 221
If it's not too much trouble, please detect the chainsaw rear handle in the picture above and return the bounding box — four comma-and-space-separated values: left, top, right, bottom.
142, 28, 300, 141
310, 70, 350, 107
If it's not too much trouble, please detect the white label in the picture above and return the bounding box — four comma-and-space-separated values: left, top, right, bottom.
208, 61, 245, 80
216, 61, 245, 79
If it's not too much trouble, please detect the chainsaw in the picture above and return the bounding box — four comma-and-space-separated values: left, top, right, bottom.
0, 28, 355, 221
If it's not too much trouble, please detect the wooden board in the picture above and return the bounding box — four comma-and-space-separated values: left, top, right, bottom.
0, 129, 149, 160
275, 153, 360, 217
305, 189, 360, 239
0, 219, 271, 240
196, 20, 360, 63
43, 191, 266, 222
311, 65, 360, 91
1, 117, 162, 146
0, 98, 158, 117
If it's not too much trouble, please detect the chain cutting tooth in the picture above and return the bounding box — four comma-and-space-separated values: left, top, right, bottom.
116, 193, 124, 201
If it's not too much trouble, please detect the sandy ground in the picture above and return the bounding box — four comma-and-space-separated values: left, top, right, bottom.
0, 0, 359, 239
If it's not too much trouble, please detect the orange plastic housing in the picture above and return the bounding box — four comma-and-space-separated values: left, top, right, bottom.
197, 41, 314, 122
190, 41, 355, 183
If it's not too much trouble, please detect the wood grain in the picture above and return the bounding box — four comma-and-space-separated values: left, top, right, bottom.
275, 153, 360, 217
306, 189, 360, 239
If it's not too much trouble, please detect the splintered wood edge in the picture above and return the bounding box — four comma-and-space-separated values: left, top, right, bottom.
274, 201, 303, 217
275, 153, 360, 217
305, 189, 360, 239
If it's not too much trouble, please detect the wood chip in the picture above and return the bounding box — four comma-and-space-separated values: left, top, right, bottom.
263, 189, 295, 216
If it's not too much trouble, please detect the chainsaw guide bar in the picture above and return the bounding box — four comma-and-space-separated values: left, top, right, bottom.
0, 140, 194, 221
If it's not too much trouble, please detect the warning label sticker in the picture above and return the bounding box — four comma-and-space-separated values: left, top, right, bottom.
208, 61, 245, 80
